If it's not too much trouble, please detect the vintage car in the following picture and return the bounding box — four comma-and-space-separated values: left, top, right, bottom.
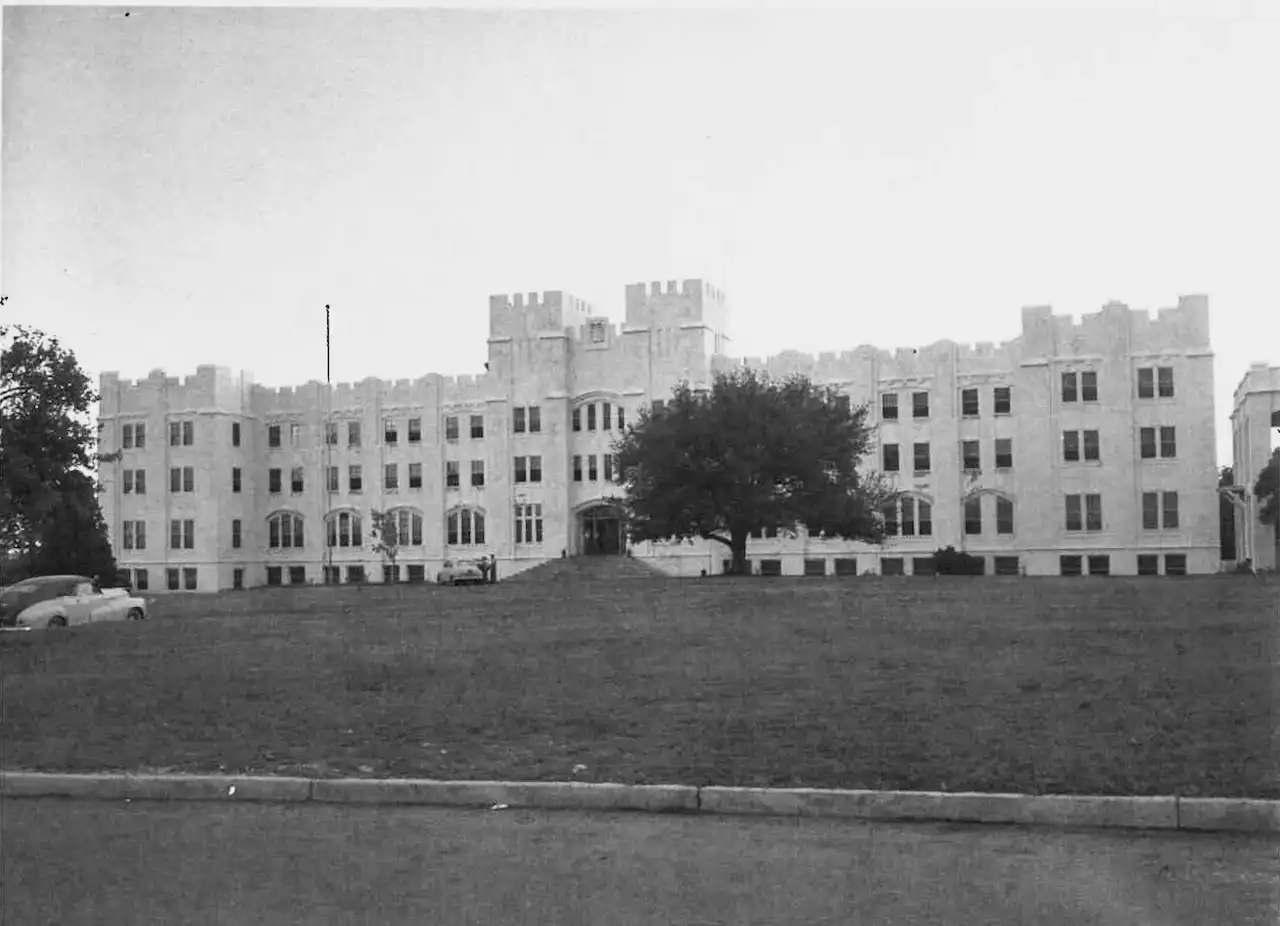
0, 575, 149, 630
436, 559, 486, 587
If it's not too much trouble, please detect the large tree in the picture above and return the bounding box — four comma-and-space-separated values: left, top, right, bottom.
1, 324, 114, 580
613, 368, 895, 574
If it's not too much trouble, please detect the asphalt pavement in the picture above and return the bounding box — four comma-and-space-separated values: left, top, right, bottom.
2, 798, 1276, 925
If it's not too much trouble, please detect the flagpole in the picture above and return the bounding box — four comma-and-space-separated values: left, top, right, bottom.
324, 304, 332, 584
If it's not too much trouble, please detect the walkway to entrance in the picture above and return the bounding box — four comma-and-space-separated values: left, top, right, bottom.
578, 502, 625, 555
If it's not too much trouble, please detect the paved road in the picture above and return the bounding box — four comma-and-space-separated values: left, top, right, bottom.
2, 798, 1276, 924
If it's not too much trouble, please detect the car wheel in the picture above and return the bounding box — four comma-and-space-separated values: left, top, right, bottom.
127, 608, 145, 621
47, 615, 68, 629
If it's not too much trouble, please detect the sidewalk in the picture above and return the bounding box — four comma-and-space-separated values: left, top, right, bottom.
3, 771, 1277, 833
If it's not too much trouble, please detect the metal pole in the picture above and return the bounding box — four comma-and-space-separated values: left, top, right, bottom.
324, 305, 332, 584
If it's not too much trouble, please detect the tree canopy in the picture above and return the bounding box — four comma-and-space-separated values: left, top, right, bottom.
1, 324, 117, 583
613, 368, 895, 574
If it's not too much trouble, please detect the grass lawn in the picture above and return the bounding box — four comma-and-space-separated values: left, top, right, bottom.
1, 575, 1276, 798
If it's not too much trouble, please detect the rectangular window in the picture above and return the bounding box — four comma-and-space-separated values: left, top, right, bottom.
834, 557, 858, 576
1085, 494, 1102, 531
348, 421, 361, 447
289, 566, 306, 585
804, 558, 826, 577
1062, 372, 1078, 403
1140, 427, 1157, 459
384, 420, 398, 444
1063, 431, 1080, 462
1164, 553, 1187, 576
964, 496, 982, 535
996, 496, 1014, 534
880, 393, 899, 421
184, 519, 194, 549
602, 402, 612, 430
122, 423, 134, 449
268, 424, 281, 448
529, 406, 542, 433
325, 422, 338, 445
123, 520, 135, 550
409, 462, 422, 488
134, 521, 147, 551
1137, 554, 1159, 575
232, 568, 244, 590
267, 566, 282, 587
883, 443, 900, 472
232, 422, 241, 446
913, 442, 931, 473
881, 557, 905, 576
1157, 366, 1174, 398
348, 465, 362, 493
470, 415, 484, 439
167, 568, 180, 590
1083, 430, 1100, 462
995, 438, 1013, 469
171, 467, 182, 492
133, 568, 149, 590
573, 455, 583, 482
1060, 555, 1083, 577
1160, 426, 1177, 458
993, 386, 1012, 415
514, 503, 544, 544
912, 557, 937, 577
323, 466, 336, 492
961, 388, 979, 417
994, 556, 1019, 576
231, 467, 241, 493
347, 566, 365, 584
588, 454, 598, 481
169, 421, 181, 446
901, 500, 915, 536
291, 466, 304, 493
290, 423, 301, 447
183, 421, 193, 446
408, 417, 421, 443
1087, 555, 1110, 576
182, 467, 193, 492
513, 407, 526, 433
471, 460, 484, 487
123, 470, 134, 494
918, 500, 932, 536
269, 468, 282, 493
446, 461, 459, 488
1138, 367, 1154, 399
132, 470, 145, 494
759, 559, 782, 577
170, 520, 181, 550
912, 391, 929, 418
529, 455, 542, 483
961, 440, 980, 471
1081, 371, 1098, 402
604, 453, 614, 482
1162, 491, 1179, 529
385, 463, 399, 490
1065, 494, 1083, 531
514, 456, 528, 483
572, 408, 582, 432
407, 565, 425, 583
1143, 491, 1160, 529
445, 416, 458, 440
587, 404, 597, 431
131, 423, 145, 448
232, 519, 241, 549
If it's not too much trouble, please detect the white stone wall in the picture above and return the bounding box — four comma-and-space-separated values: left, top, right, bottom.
98, 285, 1225, 590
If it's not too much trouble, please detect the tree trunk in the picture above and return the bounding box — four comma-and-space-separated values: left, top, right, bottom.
730, 530, 749, 575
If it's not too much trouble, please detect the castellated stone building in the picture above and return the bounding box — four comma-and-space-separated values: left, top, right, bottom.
97, 280, 1221, 592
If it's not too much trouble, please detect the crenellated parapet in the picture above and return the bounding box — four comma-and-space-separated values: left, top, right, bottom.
1021, 295, 1210, 357
100, 364, 252, 416
488, 290, 594, 342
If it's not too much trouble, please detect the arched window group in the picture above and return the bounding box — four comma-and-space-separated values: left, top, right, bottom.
882, 495, 933, 537
447, 507, 485, 546
268, 512, 305, 549
326, 510, 363, 548
388, 508, 423, 546
963, 491, 1015, 536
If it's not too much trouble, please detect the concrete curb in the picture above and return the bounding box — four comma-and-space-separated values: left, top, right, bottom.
2, 772, 1276, 834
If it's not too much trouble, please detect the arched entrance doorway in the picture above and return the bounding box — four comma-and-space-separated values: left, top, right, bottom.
579, 503, 625, 555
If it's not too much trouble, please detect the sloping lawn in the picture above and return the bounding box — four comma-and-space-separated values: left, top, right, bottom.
2, 576, 1276, 798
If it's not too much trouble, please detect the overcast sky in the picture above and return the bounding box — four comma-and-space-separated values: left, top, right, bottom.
3, 2, 1277, 465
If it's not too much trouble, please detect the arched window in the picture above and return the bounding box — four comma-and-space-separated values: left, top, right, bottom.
961, 491, 1015, 537
389, 508, 423, 546
326, 510, 363, 548
446, 507, 485, 546
881, 495, 933, 537
267, 512, 305, 549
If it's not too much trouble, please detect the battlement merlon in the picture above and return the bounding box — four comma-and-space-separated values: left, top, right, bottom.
623, 279, 730, 338
1021, 295, 1211, 357
488, 290, 595, 341
98, 365, 253, 416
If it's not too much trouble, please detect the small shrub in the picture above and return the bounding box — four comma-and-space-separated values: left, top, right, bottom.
934, 546, 985, 576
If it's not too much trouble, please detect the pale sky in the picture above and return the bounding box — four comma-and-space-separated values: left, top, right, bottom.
3, 2, 1277, 466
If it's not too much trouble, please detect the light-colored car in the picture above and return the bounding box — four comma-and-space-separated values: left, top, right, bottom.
436, 559, 486, 587
0, 575, 149, 630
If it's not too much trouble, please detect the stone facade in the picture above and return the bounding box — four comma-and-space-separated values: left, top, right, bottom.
97, 280, 1222, 591
1230, 363, 1280, 571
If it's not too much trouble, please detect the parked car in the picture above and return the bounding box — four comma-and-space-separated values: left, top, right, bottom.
436, 559, 485, 586
0, 575, 149, 630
